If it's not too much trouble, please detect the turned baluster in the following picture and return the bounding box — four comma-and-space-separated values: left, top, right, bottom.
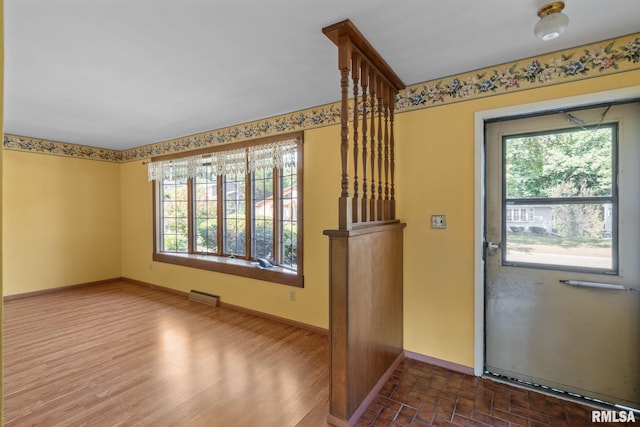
383, 83, 390, 219
339, 71, 349, 198
360, 61, 369, 222
337, 36, 352, 230
376, 78, 384, 220
352, 53, 361, 224
369, 70, 377, 221
389, 85, 396, 220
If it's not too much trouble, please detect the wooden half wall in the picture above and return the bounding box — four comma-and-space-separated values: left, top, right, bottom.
324, 221, 405, 424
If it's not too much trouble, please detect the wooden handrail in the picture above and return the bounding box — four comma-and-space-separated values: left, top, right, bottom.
322, 19, 405, 230
322, 19, 405, 90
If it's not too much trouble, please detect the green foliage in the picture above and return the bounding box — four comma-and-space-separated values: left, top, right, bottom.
505, 126, 613, 198
281, 165, 297, 191
158, 165, 298, 267
508, 234, 612, 249
164, 233, 188, 252
196, 220, 218, 252
505, 126, 612, 240
224, 217, 246, 256
253, 217, 274, 260
281, 222, 298, 268
162, 181, 189, 252
252, 168, 273, 201
550, 182, 604, 238
194, 191, 218, 252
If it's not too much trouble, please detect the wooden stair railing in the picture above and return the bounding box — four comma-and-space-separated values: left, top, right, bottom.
322, 19, 405, 230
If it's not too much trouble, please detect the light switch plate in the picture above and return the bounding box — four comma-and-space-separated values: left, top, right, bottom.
431, 215, 446, 229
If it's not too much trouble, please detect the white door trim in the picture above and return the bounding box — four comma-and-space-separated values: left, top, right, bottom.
473, 86, 640, 377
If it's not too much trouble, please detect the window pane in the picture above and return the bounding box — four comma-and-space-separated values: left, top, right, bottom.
503, 124, 616, 272
194, 167, 218, 253
280, 158, 298, 270
223, 172, 246, 256
252, 168, 274, 262
161, 179, 188, 252
505, 203, 613, 270
505, 126, 613, 198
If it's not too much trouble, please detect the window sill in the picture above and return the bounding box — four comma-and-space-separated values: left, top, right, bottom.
153, 252, 303, 288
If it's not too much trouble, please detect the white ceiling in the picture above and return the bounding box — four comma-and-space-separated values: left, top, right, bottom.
4, 1, 640, 151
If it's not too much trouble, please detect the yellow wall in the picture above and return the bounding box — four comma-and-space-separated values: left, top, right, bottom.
119, 125, 340, 329
396, 70, 640, 367
3, 151, 121, 295
3, 32, 639, 366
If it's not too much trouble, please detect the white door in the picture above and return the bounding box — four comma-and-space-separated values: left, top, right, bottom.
485, 102, 640, 409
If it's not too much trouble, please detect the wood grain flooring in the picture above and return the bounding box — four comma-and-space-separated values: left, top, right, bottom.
9, 281, 623, 426
3, 281, 331, 427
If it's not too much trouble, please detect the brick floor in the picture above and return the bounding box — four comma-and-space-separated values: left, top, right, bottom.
355, 358, 639, 426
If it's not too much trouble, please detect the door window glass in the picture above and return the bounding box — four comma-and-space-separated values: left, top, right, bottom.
503, 125, 617, 273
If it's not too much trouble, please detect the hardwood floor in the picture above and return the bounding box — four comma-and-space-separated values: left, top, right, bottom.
9, 281, 628, 426
3, 281, 331, 427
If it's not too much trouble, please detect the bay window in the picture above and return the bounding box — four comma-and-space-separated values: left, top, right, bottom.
148, 133, 303, 287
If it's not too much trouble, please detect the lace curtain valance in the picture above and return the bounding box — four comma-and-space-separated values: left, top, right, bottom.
147, 155, 204, 182
248, 142, 297, 172
147, 139, 298, 182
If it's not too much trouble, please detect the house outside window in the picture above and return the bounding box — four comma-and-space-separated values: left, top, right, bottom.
148, 133, 303, 287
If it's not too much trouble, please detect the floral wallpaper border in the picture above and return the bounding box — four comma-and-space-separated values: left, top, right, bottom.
396, 33, 640, 112
3, 134, 121, 162
118, 103, 342, 162
5, 33, 640, 163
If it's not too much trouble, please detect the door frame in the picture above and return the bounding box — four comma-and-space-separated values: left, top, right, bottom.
473, 86, 640, 377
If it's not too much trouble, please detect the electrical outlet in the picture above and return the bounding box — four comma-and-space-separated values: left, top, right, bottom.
289, 290, 296, 302
431, 215, 446, 229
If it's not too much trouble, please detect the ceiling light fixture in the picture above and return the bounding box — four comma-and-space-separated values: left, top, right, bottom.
534, 1, 569, 41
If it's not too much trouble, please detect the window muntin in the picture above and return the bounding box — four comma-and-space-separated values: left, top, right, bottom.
502, 125, 617, 273
151, 135, 303, 287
